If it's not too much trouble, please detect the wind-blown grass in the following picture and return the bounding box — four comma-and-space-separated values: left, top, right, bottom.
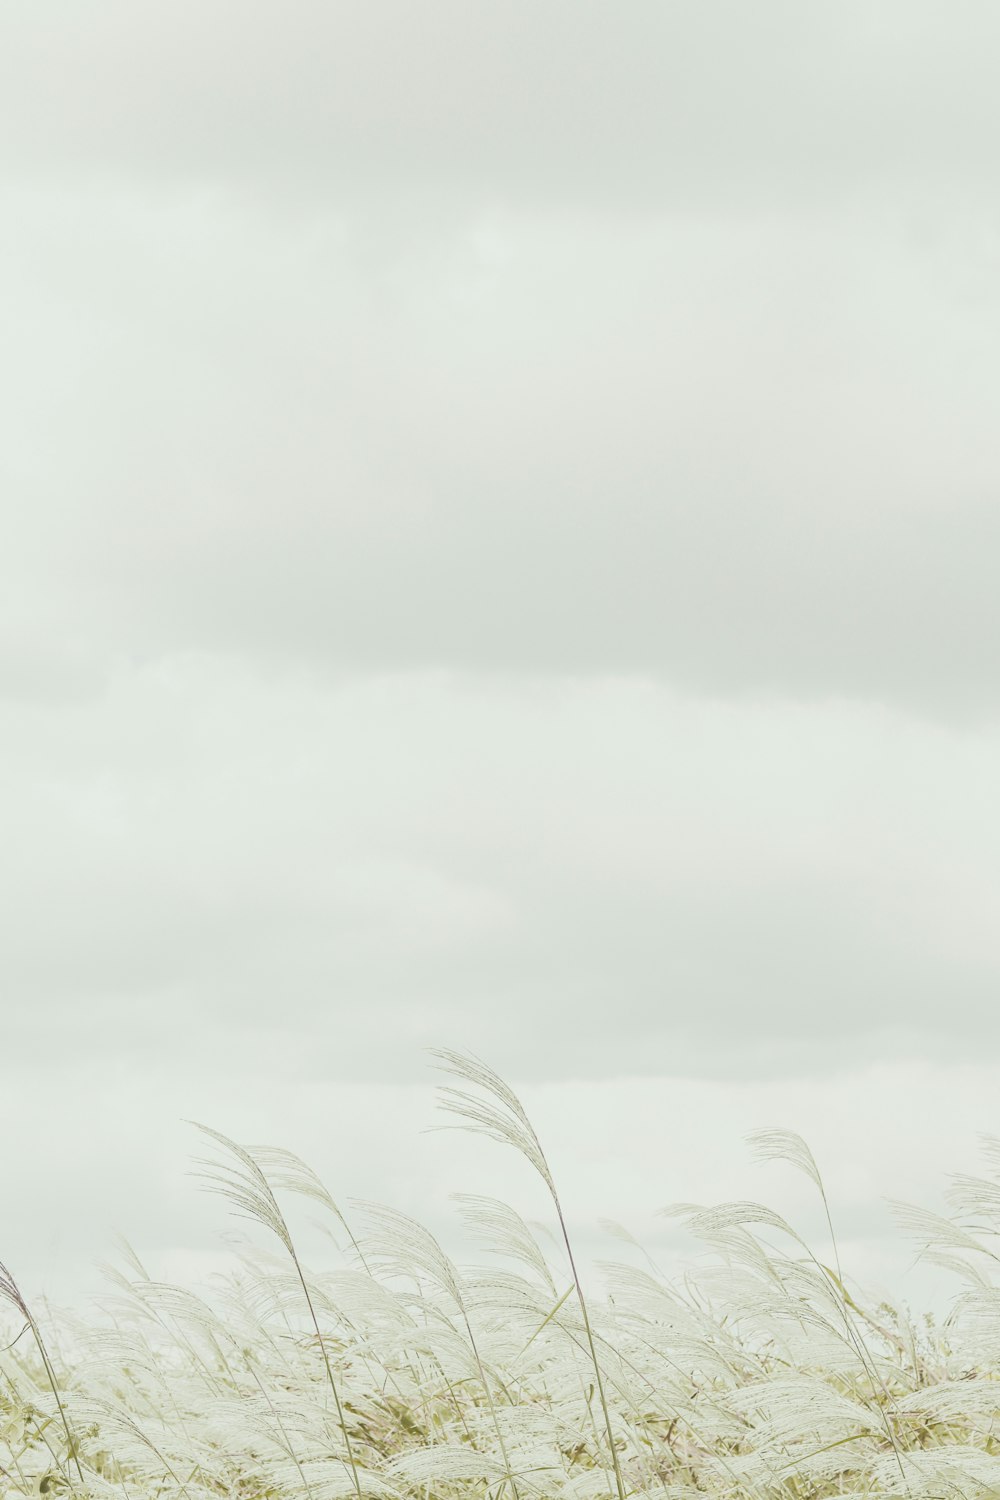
2, 1052, 999, 1499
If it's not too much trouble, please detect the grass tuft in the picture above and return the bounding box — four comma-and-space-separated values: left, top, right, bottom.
2, 1052, 999, 1500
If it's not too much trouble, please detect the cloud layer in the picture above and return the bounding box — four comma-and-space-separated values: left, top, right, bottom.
3, 4, 1000, 1315
4, 5, 1000, 716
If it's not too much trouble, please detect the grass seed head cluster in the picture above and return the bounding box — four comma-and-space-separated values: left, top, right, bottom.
2, 1051, 999, 1500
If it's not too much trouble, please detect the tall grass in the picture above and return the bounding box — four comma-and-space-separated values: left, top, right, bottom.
3, 1052, 1000, 1499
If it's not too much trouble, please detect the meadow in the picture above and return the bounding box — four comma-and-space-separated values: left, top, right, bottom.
2, 1050, 999, 1499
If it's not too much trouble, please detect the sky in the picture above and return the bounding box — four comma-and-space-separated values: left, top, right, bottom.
3, 3, 1000, 1324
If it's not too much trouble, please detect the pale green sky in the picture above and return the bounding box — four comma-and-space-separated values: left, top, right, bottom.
2, 2, 999, 1319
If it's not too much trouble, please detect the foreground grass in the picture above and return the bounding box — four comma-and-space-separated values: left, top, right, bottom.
3, 1053, 999, 1500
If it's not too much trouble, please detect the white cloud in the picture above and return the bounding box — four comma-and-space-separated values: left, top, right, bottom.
2, 664, 999, 1081
4, 179, 1000, 716
3, 6, 1000, 1323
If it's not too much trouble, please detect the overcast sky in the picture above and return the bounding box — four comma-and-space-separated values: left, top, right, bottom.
3, 3, 1000, 1323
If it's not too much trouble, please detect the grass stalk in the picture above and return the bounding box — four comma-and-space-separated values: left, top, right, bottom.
188, 1125, 366, 1500
431, 1049, 629, 1500
0, 1262, 85, 1491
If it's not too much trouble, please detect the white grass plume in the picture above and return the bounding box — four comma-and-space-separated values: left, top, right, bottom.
452, 1194, 560, 1293
430, 1048, 630, 1500
6, 1057, 1000, 1499
188, 1123, 366, 1500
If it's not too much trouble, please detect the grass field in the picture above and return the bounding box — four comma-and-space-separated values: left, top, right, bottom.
2, 1051, 998, 1499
